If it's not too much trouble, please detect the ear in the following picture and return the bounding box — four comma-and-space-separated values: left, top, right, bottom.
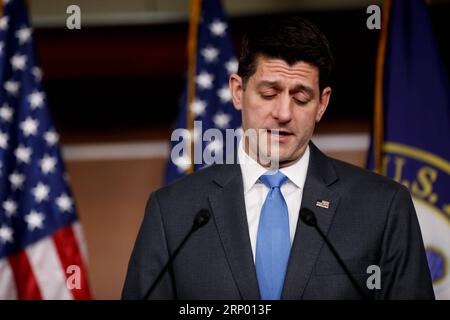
316, 87, 332, 122
229, 74, 243, 111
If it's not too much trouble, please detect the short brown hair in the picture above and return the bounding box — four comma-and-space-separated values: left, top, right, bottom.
238, 16, 335, 92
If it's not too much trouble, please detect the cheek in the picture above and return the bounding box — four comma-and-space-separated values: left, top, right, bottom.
245, 94, 266, 110
292, 108, 318, 132
242, 95, 271, 123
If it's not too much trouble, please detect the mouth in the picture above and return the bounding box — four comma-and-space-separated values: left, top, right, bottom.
266, 129, 293, 141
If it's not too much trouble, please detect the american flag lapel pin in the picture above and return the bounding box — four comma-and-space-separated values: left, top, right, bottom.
316, 200, 330, 209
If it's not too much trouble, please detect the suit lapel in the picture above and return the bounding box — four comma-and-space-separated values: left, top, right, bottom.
208, 164, 260, 300
281, 142, 341, 299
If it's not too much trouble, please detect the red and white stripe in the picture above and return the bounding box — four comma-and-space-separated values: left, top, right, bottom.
0, 223, 92, 300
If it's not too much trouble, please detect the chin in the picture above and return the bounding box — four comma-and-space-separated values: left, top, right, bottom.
277, 148, 296, 160
279, 149, 304, 163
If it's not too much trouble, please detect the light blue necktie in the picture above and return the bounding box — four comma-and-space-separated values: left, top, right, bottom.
255, 171, 291, 300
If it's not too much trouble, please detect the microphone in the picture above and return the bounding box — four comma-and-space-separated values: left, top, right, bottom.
299, 208, 370, 300
142, 208, 211, 300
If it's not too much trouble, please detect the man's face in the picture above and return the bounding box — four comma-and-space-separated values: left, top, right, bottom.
230, 56, 331, 167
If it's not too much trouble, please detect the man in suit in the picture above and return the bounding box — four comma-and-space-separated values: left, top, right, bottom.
122, 17, 434, 300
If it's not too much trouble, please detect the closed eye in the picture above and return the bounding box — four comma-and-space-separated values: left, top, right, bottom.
293, 98, 308, 105
261, 94, 276, 100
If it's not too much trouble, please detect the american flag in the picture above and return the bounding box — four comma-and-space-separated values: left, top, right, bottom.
0, 0, 92, 299
165, 0, 241, 183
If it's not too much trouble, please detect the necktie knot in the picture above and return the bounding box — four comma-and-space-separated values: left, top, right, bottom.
259, 171, 288, 189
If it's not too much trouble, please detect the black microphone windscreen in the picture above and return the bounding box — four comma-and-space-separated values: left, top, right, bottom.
193, 209, 211, 230
299, 208, 317, 227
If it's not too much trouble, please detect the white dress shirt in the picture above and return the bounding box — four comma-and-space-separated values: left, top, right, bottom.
237, 140, 310, 261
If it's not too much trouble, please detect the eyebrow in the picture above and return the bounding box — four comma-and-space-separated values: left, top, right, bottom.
289, 84, 314, 99
257, 81, 314, 99
256, 80, 281, 90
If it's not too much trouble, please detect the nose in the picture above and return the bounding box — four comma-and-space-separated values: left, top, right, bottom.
272, 92, 292, 123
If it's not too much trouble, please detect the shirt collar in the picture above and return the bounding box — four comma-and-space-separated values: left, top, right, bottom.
238, 139, 267, 193
279, 145, 310, 190
237, 139, 310, 193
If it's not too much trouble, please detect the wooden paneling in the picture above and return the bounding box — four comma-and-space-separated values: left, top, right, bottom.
66, 158, 165, 299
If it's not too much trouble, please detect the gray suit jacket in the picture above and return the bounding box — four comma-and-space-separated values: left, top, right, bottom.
122, 142, 434, 300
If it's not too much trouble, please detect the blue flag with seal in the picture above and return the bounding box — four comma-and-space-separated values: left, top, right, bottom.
164, 0, 241, 183
369, 0, 450, 299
